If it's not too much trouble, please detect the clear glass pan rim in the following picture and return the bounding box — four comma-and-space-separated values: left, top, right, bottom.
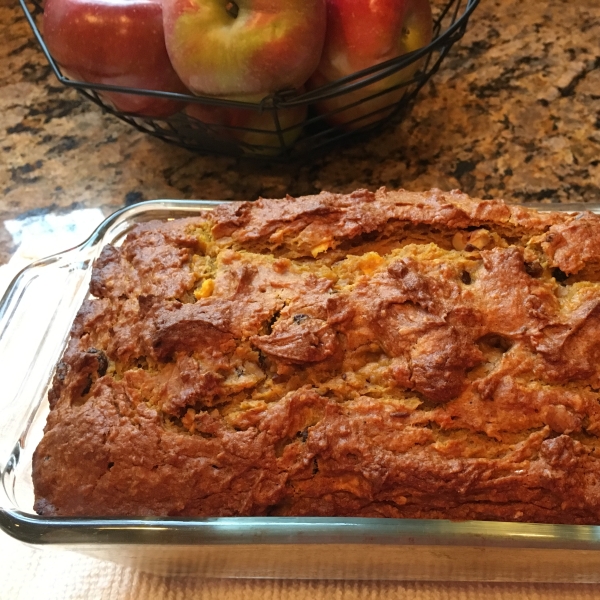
2, 197, 600, 549
5, 510, 600, 549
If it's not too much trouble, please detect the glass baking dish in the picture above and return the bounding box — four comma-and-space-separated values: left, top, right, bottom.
3, 199, 600, 582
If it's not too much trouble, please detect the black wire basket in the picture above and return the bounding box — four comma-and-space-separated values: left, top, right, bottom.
20, 0, 479, 161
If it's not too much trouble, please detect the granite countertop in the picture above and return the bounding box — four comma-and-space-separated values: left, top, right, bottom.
2, 0, 600, 262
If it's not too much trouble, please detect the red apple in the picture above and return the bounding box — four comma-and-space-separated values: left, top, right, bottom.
162, 0, 327, 98
185, 99, 307, 155
308, 0, 433, 130
43, 0, 190, 118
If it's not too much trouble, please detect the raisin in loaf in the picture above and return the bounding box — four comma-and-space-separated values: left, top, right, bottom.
32, 188, 600, 523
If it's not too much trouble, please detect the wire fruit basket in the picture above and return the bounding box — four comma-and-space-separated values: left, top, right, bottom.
20, 0, 479, 161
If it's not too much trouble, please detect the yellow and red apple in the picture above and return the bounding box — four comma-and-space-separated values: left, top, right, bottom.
308, 0, 433, 130
43, 0, 190, 118
185, 99, 307, 155
162, 0, 327, 98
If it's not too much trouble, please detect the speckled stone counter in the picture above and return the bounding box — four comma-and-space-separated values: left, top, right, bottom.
1, 0, 600, 263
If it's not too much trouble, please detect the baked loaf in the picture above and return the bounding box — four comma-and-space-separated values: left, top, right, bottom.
33, 188, 600, 523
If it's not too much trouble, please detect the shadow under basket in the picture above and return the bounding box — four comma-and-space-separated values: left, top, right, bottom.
20, 0, 479, 161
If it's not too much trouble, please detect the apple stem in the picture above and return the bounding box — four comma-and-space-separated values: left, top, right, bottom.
225, 1, 239, 18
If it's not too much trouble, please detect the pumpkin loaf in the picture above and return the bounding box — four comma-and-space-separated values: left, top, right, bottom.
32, 188, 600, 523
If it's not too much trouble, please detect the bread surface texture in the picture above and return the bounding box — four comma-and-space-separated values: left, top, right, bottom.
32, 188, 600, 522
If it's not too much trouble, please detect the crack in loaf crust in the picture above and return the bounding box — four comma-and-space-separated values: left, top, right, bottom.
32, 188, 600, 522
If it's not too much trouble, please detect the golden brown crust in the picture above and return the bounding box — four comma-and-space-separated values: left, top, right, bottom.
32, 188, 600, 523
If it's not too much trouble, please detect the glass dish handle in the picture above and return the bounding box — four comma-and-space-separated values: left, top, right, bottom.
0, 247, 97, 499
